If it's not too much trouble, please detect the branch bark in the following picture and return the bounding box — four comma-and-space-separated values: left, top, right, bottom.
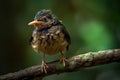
0, 49, 120, 80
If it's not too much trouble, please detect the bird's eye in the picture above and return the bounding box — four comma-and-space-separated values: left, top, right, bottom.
43, 18, 47, 22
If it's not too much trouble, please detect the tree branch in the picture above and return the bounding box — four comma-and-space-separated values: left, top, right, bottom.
0, 49, 120, 80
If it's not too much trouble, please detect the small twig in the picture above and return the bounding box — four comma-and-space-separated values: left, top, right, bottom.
0, 49, 120, 80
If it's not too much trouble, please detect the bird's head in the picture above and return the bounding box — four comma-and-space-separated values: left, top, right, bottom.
28, 10, 59, 29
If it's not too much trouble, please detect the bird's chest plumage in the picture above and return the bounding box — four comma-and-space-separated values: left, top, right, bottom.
31, 26, 68, 55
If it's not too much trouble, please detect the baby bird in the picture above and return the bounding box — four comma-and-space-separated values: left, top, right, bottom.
28, 10, 71, 73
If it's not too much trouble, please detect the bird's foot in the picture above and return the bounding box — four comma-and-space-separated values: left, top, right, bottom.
60, 56, 68, 66
41, 60, 48, 74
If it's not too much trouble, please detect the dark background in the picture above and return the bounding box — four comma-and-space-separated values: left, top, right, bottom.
0, 0, 120, 80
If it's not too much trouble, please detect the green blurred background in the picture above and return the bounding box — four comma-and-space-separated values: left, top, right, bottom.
0, 0, 120, 80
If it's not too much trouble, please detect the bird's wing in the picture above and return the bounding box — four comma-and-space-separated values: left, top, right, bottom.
29, 36, 33, 45
59, 24, 71, 50
48, 25, 71, 43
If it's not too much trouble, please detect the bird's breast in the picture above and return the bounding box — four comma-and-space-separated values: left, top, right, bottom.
31, 26, 68, 55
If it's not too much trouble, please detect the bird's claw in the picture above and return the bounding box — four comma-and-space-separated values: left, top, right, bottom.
60, 56, 68, 66
41, 60, 48, 74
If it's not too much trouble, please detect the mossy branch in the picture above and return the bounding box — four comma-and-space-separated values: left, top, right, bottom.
0, 49, 120, 80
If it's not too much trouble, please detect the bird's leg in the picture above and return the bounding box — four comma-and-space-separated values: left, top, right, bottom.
41, 53, 48, 74
60, 52, 68, 66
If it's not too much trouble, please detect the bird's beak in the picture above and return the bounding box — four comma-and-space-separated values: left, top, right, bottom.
28, 20, 42, 26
